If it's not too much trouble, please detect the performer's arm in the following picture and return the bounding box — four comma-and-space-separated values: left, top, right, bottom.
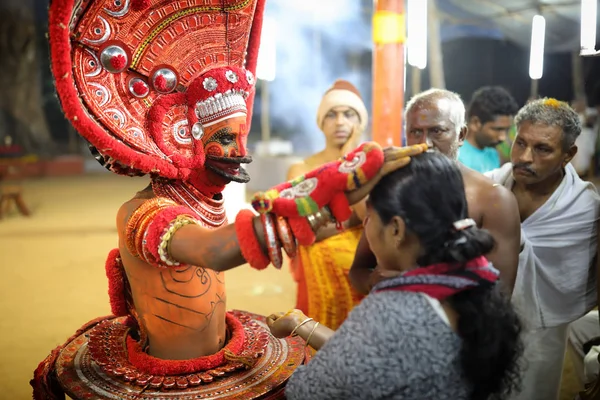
170, 221, 263, 272
118, 199, 265, 272
170, 208, 362, 271
127, 144, 427, 271
480, 185, 521, 294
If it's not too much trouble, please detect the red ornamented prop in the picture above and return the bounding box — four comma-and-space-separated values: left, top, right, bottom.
289, 218, 317, 246
251, 142, 384, 219
249, 142, 383, 246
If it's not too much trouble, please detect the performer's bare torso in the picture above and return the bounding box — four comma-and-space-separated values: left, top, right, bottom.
117, 188, 227, 360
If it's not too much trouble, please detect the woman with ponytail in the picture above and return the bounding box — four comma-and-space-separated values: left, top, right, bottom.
268, 151, 523, 399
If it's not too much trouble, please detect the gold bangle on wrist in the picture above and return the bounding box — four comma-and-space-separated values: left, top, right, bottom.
307, 206, 336, 232
290, 317, 314, 337
306, 322, 320, 348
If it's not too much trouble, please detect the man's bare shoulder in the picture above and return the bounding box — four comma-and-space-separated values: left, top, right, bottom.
287, 153, 325, 180
116, 187, 155, 233
287, 162, 309, 181
460, 165, 516, 208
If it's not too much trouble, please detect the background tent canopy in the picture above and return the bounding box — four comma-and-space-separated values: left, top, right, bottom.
437, 0, 590, 53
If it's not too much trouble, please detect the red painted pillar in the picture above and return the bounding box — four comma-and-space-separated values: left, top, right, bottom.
372, 0, 405, 147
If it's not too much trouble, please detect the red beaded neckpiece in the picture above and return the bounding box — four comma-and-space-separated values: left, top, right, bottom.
152, 179, 227, 228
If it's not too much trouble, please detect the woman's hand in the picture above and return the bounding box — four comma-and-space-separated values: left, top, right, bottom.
346, 144, 428, 205
266, 309, 308, 338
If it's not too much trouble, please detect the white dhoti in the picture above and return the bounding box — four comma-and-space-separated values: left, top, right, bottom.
486, 163, 600, 400
510, 324, 569, 400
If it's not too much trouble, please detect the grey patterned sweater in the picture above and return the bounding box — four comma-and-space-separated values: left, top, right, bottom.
284, 291, 471, 400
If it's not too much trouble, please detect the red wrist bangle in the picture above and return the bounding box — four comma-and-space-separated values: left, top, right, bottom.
289, 217, 316, 246
261, 213, 283, 269
275, 216, 297, 258
235, 209, 270, 270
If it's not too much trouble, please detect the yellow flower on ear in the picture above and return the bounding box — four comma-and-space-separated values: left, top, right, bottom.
543, 98, 563, 108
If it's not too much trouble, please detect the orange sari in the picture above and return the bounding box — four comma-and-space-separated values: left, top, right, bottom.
291, 225, 364, 330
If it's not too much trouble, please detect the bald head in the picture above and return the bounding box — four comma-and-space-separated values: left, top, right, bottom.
405, 89, 466, 160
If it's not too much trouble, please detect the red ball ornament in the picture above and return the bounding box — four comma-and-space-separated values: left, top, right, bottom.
132, 80, 149, 96
110, 54, 127, 71
154, 75, 168, 92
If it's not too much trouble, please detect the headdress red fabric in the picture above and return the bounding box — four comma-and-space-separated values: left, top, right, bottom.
48, 0, 266, 180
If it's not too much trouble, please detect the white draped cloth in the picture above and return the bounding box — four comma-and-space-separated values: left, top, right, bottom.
487, 163, 599, 330
486, 163, 600, 400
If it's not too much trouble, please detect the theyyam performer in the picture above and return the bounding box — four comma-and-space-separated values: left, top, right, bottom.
31, 0, 427, 398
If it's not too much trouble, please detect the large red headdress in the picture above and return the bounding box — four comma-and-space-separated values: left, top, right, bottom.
48, 0, 265, 180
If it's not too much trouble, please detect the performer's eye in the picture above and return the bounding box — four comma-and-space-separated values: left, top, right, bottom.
220, 134, 234, 145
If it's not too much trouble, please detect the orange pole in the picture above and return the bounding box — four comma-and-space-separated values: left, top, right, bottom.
372, 0, 405, 147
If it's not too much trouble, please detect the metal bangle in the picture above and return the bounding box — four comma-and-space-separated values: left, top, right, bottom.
290, 317, 314, 337
305, 322, 320, 348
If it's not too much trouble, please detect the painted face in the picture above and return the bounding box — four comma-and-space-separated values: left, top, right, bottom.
406, 99, 460, 160
510, 121, 575, 185
202, 114, 252, 183
470, 115, 513, 148
321, 106, 360, 148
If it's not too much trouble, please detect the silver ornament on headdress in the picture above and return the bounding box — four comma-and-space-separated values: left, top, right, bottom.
225, 70, 239, 83
191, 122, 204, 140
99, 45, 128, 73
246, 70, 254, 85
203, 77, 218, 91
151, 67, 178, 93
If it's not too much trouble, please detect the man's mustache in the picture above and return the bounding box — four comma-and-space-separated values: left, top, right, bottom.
513, 163, 536, 176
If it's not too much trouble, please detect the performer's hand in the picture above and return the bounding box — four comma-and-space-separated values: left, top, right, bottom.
266, 309, 307, 338
346, 144, 428, 205
368, 266, 404, 291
